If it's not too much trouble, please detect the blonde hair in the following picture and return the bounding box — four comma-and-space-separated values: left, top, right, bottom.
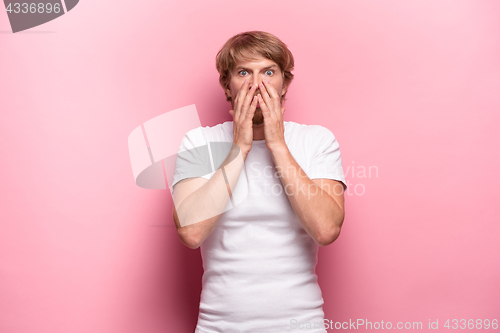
216, 31, 294, 102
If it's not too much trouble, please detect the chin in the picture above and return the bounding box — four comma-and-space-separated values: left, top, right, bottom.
252, 108, 264, 125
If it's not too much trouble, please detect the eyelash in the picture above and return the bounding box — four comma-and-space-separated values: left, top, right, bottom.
239, 70, 275, 76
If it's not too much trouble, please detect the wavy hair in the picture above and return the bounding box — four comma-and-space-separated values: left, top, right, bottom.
216, 31, 295, 102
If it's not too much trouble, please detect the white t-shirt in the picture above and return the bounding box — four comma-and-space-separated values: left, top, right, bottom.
172, 121, 347, 333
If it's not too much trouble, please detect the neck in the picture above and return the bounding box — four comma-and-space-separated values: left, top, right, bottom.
252, 123, 265, 140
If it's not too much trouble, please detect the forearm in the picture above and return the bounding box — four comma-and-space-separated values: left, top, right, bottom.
270, 146, 344, 246
175, 145, 246, 248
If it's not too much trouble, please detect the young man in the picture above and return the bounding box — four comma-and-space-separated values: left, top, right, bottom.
172, 31, 347, 333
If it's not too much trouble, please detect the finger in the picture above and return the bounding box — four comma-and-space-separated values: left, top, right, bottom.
262, 80, 281, 115
235, 78, 250, 115
238, 80, 256, 121
241, 83, 258, 116
229, 109, 237, 122
246, 95, 258, 121
258, 94, 272, 119
259, 81, 275, 116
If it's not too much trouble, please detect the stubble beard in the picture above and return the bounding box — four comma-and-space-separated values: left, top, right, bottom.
252, 107, 263, 125
229, 101, 264, 126
229, 95, 282, 126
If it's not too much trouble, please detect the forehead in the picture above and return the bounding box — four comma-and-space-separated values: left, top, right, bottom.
233, 56, 280, 70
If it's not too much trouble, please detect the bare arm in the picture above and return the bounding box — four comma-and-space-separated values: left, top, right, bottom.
271, 146, 345, 247
172, 78, 258, 249
255, 79, 345, 247
172, 146, 247, 249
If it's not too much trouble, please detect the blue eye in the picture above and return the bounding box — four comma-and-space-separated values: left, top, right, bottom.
239, 69, 274, 76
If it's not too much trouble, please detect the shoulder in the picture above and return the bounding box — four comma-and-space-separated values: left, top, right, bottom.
198, 121, 233, 142
182, 121, 233, 148
285, 121, 337, 143
311, 125, 337, 142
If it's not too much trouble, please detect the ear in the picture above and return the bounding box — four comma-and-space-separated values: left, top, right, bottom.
225, 85, 232, 100
281, 84, 288, 97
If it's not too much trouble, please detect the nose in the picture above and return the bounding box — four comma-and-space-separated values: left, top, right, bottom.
251, 76, 262, 88
250, 78, 263, 96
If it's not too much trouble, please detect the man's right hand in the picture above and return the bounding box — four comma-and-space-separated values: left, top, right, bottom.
229, 78, 259, 158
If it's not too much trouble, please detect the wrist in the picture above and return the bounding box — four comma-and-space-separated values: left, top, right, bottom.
232, 142, 250, 161
267, 142, 289, 155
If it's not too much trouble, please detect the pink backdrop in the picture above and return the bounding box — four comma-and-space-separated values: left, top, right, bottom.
1, 0, 499, 332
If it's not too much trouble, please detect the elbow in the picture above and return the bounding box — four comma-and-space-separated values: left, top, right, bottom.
316, 221, 343, 247
173, 212, 201, 249
317, 229, 341, 247
177, 228, 202, 249
185, 239, 201, 250
186, 234, 202, 249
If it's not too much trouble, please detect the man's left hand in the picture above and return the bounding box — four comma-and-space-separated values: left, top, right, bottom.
258, 80, 287, 152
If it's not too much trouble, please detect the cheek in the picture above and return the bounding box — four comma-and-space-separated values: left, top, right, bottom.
274, 82, 283, 95
270, 78, 283, 91
229, 83, 240, 97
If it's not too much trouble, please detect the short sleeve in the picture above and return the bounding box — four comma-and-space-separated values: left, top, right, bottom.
172, 127, 215, 189
308, 126, 347, 191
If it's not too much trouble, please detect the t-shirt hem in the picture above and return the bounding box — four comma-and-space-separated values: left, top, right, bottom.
308, 174, 347, 190
195, 328, 327, 333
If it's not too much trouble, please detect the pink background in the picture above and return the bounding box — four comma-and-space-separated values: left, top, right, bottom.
1, 0, 499, 332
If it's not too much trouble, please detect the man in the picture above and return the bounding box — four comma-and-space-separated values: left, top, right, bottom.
172, 31, 347, 333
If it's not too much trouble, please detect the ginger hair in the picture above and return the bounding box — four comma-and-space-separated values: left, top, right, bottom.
215, 31, 294, 102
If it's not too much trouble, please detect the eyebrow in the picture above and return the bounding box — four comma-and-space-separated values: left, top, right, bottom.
234, 65, 279, 71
